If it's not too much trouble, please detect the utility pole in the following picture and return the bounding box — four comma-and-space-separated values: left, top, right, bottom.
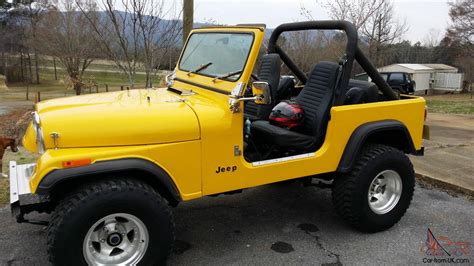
183, 0, 193, 45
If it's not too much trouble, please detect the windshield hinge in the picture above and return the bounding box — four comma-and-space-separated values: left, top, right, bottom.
234, 145, 242, 156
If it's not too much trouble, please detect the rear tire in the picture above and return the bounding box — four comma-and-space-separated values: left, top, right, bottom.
332, 144, 414, 232
47, 178, 175, 265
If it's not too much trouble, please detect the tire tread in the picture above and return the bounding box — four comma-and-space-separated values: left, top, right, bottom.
332, 144, 414, 232
47, 178, 175, 264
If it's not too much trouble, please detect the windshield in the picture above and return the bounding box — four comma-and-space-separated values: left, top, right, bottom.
179, 32, 254, 81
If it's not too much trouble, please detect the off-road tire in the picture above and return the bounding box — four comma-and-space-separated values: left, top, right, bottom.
332, 144, 415, 232
47, 178, 175, 265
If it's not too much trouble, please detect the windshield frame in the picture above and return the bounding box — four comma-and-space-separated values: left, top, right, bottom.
177, 31, 255, 82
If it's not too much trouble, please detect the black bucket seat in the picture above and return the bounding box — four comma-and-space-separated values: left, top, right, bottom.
244, 53, 281, 121
250, 61, 340, 152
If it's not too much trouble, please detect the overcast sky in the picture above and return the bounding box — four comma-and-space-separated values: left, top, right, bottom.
189, 0, 451, 44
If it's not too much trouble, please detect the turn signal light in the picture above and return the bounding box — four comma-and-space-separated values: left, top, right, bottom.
62, 159, 92, 168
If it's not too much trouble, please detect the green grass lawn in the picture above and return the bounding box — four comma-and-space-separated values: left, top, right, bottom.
425, 94, 473, 115
0, 178, 8, 206
1, 67, 162, 101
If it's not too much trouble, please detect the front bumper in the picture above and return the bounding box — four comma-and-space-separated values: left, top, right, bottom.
9, 161, 35, 205
9, 161, 49, 220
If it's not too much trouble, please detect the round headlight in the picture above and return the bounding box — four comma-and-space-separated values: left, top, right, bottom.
32, 112, 45, 154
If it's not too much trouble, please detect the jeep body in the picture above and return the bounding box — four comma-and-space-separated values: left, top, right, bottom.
9, 21, 428, 265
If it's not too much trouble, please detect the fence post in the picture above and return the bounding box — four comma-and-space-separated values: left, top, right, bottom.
105, 84, 109, 92
95, 85, 99, 93
26, 85, 29, 100
37, 91, 41, 102
121, 85, 124, 91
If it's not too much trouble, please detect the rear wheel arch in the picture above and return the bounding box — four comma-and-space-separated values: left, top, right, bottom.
37, 158, 182, 207
337, 120, 416, 173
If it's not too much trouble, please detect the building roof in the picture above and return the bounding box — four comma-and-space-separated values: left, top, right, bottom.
377, 63, 458, 73
396, 64, 433, 71
422, 64, 458, 71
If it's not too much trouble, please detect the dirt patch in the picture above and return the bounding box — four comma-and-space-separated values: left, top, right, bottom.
0, 108, 32, 140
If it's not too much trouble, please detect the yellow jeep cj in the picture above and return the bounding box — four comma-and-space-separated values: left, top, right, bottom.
10, 21, 428, 265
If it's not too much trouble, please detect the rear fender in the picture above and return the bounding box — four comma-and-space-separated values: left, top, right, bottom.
337, 120, 416, 173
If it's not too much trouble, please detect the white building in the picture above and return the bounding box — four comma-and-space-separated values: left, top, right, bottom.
376, 63, 463, 92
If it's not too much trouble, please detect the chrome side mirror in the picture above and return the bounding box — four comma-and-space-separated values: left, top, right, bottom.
252, 81, 271, 105
165, 70, 176, 87
228, 81, 272, 113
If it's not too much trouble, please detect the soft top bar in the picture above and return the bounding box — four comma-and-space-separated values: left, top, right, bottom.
268, 20, 397, 104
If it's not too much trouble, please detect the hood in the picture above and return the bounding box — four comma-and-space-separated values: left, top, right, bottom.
29, 88, 200, 149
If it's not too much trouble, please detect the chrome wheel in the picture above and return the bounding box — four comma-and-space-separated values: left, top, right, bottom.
368, 170, 402, 214
83, 213, 149, 265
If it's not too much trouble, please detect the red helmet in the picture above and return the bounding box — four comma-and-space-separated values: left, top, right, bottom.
269, 101, 304, 129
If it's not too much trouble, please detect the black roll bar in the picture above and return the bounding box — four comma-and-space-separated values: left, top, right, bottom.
268, 20, 398, 103
355, 47, 398, 100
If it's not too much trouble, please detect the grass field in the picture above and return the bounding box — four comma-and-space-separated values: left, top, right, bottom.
424, 94, 473, 115
0, 66, 164, 102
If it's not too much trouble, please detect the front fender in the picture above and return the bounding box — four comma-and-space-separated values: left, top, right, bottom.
36, 158, 181, 203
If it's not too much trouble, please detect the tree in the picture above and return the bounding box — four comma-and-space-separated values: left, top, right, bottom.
1, 0, 26, 82
444, 0, 473, 82
7, 0, 52, 84
36, 0, 98, 95
315, 0, 384, 30
447, 0, 473, 54
303, 0, 407, 67
182, 0, 193, 44
78, 0, 181, 88
362, 1, 408, 66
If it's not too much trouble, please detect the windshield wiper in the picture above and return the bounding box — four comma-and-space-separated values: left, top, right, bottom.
187, 62, 213, 76
211, 70, 242, 82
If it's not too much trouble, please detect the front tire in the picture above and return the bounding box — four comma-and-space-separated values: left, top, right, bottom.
47, 178, 175, 265
332, 144, 415, 232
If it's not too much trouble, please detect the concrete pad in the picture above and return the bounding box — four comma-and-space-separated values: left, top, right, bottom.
411, 113, 474, 193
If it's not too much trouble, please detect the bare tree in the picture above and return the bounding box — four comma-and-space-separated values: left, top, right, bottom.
36, 0, 98, 95
78, 0, 181, 88
302, 0, 407, 67
423, 28, 442, 47
313, 0, 384, 30
362, 1, 408, 66
10, 1, 52, 84
447, 0, 473, 54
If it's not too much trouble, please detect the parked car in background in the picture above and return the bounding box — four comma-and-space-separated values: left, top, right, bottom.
379, 72, 416, 96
